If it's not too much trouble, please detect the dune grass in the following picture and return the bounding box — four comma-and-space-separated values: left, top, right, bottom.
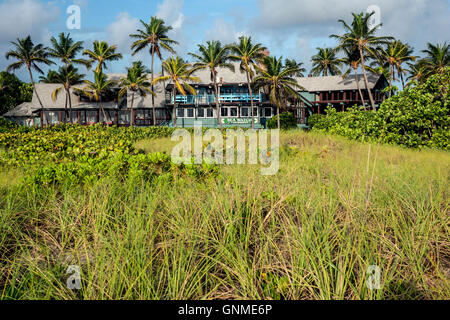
0, 130, 448, 300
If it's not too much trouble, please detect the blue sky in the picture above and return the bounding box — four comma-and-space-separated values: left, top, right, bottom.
0, 0, 449, 80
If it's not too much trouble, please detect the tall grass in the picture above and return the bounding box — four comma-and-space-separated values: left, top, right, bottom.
0, 131, 448, 300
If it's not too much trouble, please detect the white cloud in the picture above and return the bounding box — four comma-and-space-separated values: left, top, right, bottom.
156, 0, 187, 57
0, 0, 60, 77
106, 12, 140, 54
0, 0, 59, 43
255, 0, 450, 50
205, 19, 246, 44
156, 0, 185, 28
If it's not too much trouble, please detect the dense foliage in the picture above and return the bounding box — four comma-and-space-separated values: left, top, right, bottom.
0, 125, 217, 186
0, 72, 33, 115
267, 112, 298, 130
310, 68, 450, 150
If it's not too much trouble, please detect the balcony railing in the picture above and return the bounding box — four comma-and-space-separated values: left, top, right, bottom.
171, 94, 262, 104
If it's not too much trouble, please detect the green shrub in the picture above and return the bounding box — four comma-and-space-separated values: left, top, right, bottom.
311, 68, 450, 150
307, 114, 325, 128
267, 112, 297, 130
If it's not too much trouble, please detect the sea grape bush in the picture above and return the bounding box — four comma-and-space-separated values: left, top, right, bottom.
310, 68, 450, 150
0, 124, 218, 186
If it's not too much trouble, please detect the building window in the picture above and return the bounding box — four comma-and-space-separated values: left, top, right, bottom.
221, 107, 228, 117
253, 108, 259, 117
230, 107, 238, 117
80, 110, 86, 124
177, 108, 185, 118
197, 108, 205, 118
45, 111, 59, 125
71, 111, 79, 123
86, 110, 98, 124
100, 110, 114, 124
186, 108, 194, 118
241, 107, 249, 117
118, 111, 130, 125
207, 108, 214, 118
264, 108, 272, 117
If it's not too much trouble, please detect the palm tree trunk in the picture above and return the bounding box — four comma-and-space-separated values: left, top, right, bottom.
358, 46, 376, 111
388, 64, 393, 98
68, 88, 73, 124
173, 88, 177, 128
65, 63, 73, 124
212, 69, 222, 130
64, 89, 69, 123
354, 69, 366, 110
246, 70, 255, 129
277, 105, 280, 130
27, 66, 47, 127
99, 96, 109, 127
151, 47, 156, 126
130, 92, 135, 126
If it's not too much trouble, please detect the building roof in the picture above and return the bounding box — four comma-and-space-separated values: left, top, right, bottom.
3, 102, 37, 117
4, 69, 387, 116
295, 74, 384, 92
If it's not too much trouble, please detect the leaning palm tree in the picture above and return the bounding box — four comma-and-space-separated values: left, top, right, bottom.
118, 66, 154, 126
82, 41, 123, 73
311, 47, 342, 76
420, 42, 449, 77
49, 32, 90, 122
331, 12, 394, 110
152, 57, 199, 128
5, 36, 54, 114
372, 40, 416, 96
285, 58, 307, 77
75, 71, 116, 126
253, 56, 304, 129
341, 47, 366, 109
49, 65, 85, 123
230, 36, 267, 129
189, 41, 234, 130
130, 17, 179, 126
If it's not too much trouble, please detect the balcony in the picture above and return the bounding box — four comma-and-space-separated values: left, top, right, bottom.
171, 93, 262, 104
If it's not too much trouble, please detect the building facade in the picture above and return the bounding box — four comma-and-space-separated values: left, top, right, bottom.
2, 65, 388, 128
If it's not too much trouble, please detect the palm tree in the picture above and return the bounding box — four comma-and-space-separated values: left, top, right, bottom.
253, 56, 304, 129
372, 40, 416, 96
331, 12, 393, 110
49, 65, 85, 122
5, 36, 54, 116
406, 61, 427, 84
420, 42, 449, 77
311, 47, 342, 76
285, 58, 306, 77
49, 32, 90, 122
341, 47, 366, 109
39, 70, 60, 83
129, 61, 150, 75
189, 41, 234, 130
75, 71, 116, 126
130, 17, 179, 126
118, 65, 154, 126
230, 36, 267, 129
83, 41, 123, 73
152, 57, 199, 128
